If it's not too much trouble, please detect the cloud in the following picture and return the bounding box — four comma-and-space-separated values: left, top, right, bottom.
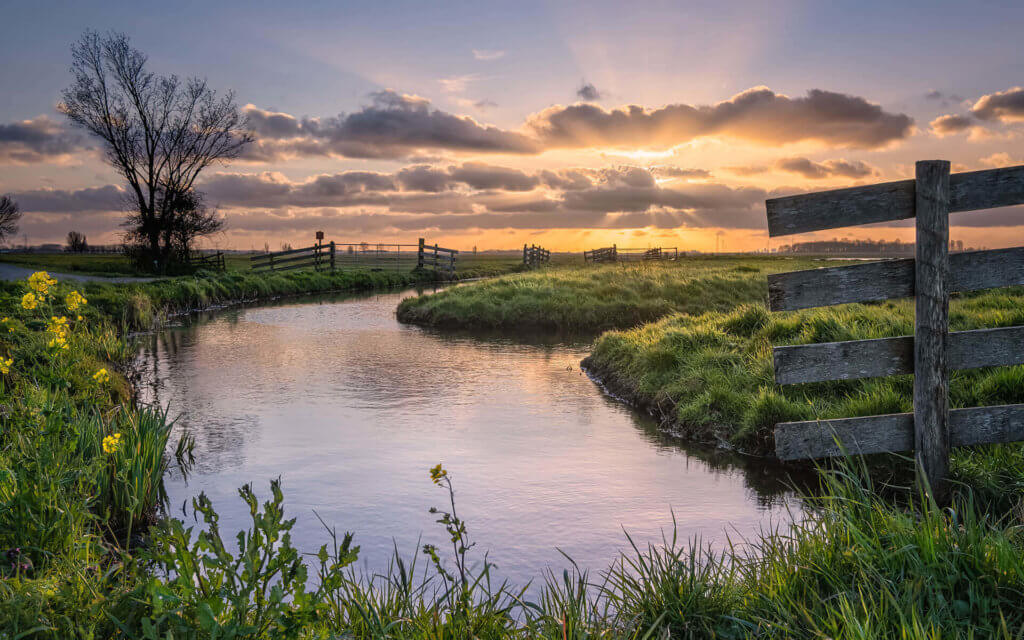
576, 82, 602, 101
448, 162, 540, 191
526, 87, 914, 150
930, 114, 975, 136
439, 74, 480, 94
979, 152, 1023, 168
971, 86, 1024, 122
925, 90, 944, 101
472, 49, 505, 61
11, 184, 124, 212
0, 115, 87, 164
650, 166, 712, 179
239, 85, 913, 162
242, 91, 539, 160
775, 157, 877, 179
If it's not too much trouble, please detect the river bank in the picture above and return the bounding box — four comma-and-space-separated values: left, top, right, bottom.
5, 268, 1024, 637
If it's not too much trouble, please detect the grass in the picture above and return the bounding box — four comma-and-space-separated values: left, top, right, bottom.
396, 256, 823, 332
582, 289, 1024, 457
0, 249, 536, 278
6, 264, 1024, 637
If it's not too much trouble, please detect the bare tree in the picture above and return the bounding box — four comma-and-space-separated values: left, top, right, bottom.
0, 195, 21, 246
66, 231, 88, 252
58, 31, 251, 271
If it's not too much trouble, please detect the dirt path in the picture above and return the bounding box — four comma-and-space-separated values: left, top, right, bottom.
0, 262, 156, 284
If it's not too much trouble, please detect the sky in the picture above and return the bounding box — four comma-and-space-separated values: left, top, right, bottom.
2, 0, 1024, 252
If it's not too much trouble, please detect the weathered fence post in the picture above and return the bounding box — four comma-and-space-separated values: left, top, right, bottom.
523, 243, 528, 266
914, 160, 952, 502
329, 241, 336, 271
418, 238, 425, 269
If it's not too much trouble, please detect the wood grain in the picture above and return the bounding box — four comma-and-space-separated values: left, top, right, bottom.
767, 246, 1024, 311
766, 164, 1024, 237
913, 160, 951, 502
775, 404, 1024, 460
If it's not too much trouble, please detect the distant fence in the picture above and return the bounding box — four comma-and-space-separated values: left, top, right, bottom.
63, 245, 124, 255
417, 238, 457, 275
522, 244, 550, 269
251, 238, 457, 276
584, 245, 678, 264
766, 160, 1024, 503
251, 243, 334, 272
185, 250, 226, 271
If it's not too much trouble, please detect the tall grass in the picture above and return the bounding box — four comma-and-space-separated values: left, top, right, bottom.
584, 290, 1024, 456
396, 257, 825, 332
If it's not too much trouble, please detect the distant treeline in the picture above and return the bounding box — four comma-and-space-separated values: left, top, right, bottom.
775, 238, 973, 256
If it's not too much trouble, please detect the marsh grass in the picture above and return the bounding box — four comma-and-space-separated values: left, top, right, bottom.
396, 256, 824, 332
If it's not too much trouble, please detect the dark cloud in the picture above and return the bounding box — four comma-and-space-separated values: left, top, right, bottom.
930, 114, 975, 136
242, 90, 539, 160
971, 87, 1024, 122
0, 115, 87, 164
396, 165, 451, 192
448, 162, 539, 191
539, 169, 593, 191
526, 87, 914, 150
576, 82, 602, 101
776, 157, 877, 179
925, 90, 944, 100
12, 185, 124, 212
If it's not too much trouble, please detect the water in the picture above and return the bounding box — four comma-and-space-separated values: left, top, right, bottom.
136, 286, 800, 586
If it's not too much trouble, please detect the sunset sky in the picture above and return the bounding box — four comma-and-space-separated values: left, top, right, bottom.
3, 0, 1024, 252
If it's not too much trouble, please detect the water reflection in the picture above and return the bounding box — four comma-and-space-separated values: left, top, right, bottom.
136, 287, 802, 585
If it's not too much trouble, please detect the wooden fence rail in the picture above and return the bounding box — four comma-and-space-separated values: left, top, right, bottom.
523, 244, 551, 269
765, 160, 1024, 502
186, 250, 225, 271
417, 238, 457, 275
251, 242, 335, 272
584, 245, 678, 264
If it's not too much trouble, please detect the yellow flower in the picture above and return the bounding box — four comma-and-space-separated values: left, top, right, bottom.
0, 357, 11, 375
21, 293, 37, 310
76, 315, 84, 321
92, 368, 110, 384
28, 271, 57, 296
48, 336, 69, 350
65, 290, 87, 311
102, 433, 122, 454
429, 463, 448, 484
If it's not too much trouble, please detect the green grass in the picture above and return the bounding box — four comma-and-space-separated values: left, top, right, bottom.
6, 265, 1024, 637
583, 289, 1024, 456
0, 250, 533, 278
396, 256, 823, 332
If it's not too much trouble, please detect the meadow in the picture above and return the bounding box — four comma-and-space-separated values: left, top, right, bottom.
4, 262, 1024, 637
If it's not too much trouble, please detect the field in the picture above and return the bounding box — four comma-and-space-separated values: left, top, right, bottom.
5, 262, 1024, 637
0, 249, 562, 278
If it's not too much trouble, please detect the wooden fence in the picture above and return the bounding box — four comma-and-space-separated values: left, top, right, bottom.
185, 251, 226, 271
250, 242, 335, 272
584, 245, 679, 264
522, 244, 550, 269
765, 160, 1024, 502
417, 238, 457, 275
333, 243, 421, 271
584, 246, 617, 263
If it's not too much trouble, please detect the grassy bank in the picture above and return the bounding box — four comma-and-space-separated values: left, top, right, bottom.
396, 256, 822, 332
5, 268, 1024, 637
583, 289, 1024, 457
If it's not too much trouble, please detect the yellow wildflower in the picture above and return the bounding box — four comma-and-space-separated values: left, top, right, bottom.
27, 271, 57, 296
92, 368, 110, 384
0, 357, 11, 375
48, 336, 69, 350
102, 433, 122, 454
429, 463, 448, 484
21, 293, 37, 310
65, 290, 87, 311
76, 315, 84, 321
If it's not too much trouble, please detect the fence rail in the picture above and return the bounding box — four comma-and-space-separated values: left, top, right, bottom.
417, 238, 457, 275
523, 244, 550, 269
251, 243, 334, 272
584, 245, 678, 264
185, 251, 225, 271
765, 160, 1024, 503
